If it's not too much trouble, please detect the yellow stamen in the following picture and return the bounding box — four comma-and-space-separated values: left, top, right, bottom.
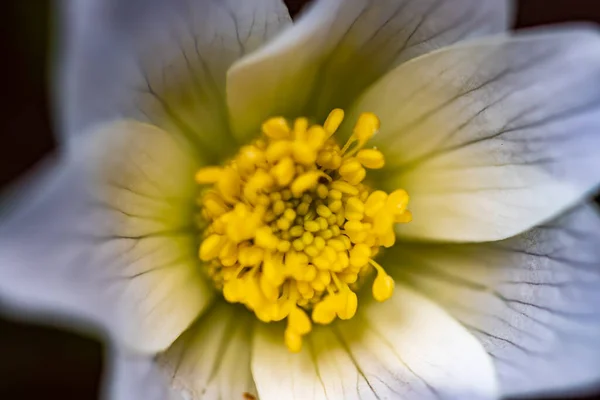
353, 112, 380, 145
323, 108, 345, 136
199, 234, 224, 261
294, 118, 308, 138
195, 167, 223, 184
195, 109, 410, 352
312, 297, 337, 324
262, 117, 291, 139
335, 287, 358, 320
288, 306, 312, 335
290, 171, 320, 197
370, 259, 395, 302
356, 149, 385, 169
284, 328, 303, 353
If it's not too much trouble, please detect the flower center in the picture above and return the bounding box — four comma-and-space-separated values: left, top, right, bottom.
195, 109, 411, 352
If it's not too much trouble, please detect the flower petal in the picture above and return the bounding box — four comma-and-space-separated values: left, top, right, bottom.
252, 284, 498, 400
58, 0, 290, 159
384, 203, 600, 397
347, 27, 600, 241
103, 348, 180, 400
0, 121, 211, 354
157, 303, 257, 400
227, 0, 512, 142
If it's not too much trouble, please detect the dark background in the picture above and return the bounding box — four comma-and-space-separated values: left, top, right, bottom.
1, 1, 600, 399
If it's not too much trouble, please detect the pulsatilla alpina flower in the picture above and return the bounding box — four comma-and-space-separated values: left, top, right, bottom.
2, 0, 600, 399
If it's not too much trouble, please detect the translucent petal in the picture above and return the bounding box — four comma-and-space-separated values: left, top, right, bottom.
157, 303, 257, 400
102, 348, 180, 400
228, 0, 512, 142
57, 0, 290, 159
384, 204, 600, 397
252, 285, 498, 400
0, 121, 212, 354
347, 27, 600, 241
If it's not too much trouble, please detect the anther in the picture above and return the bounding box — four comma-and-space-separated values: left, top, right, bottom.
262, 117, 291, 139
324, 108, 345, 136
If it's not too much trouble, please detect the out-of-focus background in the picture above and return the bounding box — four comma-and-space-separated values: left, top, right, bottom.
1, 0, 599, 399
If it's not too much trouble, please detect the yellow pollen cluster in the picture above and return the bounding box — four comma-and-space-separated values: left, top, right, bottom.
195, 109, 411, 352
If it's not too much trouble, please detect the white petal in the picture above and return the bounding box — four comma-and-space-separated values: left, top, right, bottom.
252, 325, 328, 400
0, 121, 212, 354
157, 303, 257, 400
102, 347, 180, 400
227, 0, 511, 142
347, 27, 600, 242
252, 285, 498, 400
386, 204, 600, 397
57, 0, 290, 158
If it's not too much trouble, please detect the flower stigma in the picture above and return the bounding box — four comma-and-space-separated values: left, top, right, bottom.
195, 109, 411, 352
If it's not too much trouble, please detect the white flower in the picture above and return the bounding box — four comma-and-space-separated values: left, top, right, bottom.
2, 0, 600, 399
